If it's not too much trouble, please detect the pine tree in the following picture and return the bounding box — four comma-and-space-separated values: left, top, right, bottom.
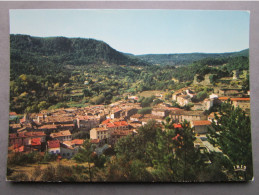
207, 102, 253, 180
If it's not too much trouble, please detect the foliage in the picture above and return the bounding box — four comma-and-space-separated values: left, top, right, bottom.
137, 107, 152, 115
8, 152, 43, 166
72, 131, 89, 139
207, 102, 253, 180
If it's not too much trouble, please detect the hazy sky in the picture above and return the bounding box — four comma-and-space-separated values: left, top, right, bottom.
9, 9, 250, 55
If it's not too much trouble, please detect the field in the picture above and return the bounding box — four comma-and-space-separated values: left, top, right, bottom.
137, 90, 165, 98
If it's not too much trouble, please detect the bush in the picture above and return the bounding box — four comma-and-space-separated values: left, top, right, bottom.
90, 94, 105, 105
138, 107, 152, 115
8, 152, 43, 166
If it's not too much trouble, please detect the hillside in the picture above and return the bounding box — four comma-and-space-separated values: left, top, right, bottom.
10, 34, 148, 77
135, 49, 249, 66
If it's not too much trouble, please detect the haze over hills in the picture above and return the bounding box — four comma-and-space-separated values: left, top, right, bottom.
134, 49, 249, 66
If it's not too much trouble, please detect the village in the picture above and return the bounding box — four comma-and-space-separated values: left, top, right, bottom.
8, 69, 250, 163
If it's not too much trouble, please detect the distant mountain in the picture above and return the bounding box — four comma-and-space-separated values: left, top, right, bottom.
10, 34, 148, 67
135, 49, 249, 66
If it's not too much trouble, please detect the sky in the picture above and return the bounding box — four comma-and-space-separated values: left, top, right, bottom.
9, 9, 250, 55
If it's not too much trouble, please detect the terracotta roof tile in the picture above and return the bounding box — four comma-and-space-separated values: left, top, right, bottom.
48, 140, 60, 148
71, 139, 84, 145
31, 138, 41, 146
50, 130, 71, 138
192, 120, 211, 126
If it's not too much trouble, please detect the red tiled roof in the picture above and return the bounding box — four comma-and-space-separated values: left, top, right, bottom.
20, 118, 25, 123
165, 107, 180, 110
31, 138, 41, 146
173, 124, 182, 128
106, 123, 116, 128
172, 134, 180, 141
18, 131, 46, 138
9, 112, 17, 116
38, 124, 57, 129
90, 139, 100, 144
231, 98, 250, 101
102, 119, 111, 124
48, 140, 60, 148
9, 133, 18, 139
208, 112, 221, 118
192, 120, 211, 126
71, 139, 84, 145
50, 130, 71, 138
219, 97, 250, 101
15, 145, 24, 152
111, 130, 132, 136
113, 121, 128, 127
218, 97, 230, 101
78, 115, 89, 120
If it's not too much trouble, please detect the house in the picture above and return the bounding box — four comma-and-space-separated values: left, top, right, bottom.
9, 112, 18, 120
50, 130, 72, 141
170, 110, 207, 123
110, 130, 133, 146
101, 120, 129, 131
208, 112, 221, 124
47, 140, 60, 155
130, 114, 143, 122
218, 97, 250, 111
24, 138, 42, 152
9, 131, 46, 147
37, 124, 58, 134
62, 139, 84, 148
58, 123, 75, 131
191, 120, 212, 134
60, 143, 79, 159
186, 89, 196, 98
90, 127, 110, 142
76, 115, 100, 131
176, 95, 191, 107
218, 88, 242, 96
231, 97, 250, 111
110, 108, 122, 119
9, 123, 22, 132
203, 98, 214, 110
152, 108, 169, 117
142, 114, 165, 124
90, 139, 101, 146
209, 93, 218, 99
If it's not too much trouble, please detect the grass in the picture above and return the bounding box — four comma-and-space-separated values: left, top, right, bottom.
138, 90, 164, 97
7, 159, 92, 181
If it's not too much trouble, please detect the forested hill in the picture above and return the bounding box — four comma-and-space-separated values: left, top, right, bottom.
135, 49, 249, 66
10, 34, 148, 73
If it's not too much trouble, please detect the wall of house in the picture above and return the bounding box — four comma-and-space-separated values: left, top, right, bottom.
60, 147, 75, 159
48, 147, 60, 154
90, 129, 97, 140
194, 125, 209, 134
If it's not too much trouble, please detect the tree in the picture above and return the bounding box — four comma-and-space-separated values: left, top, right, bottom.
73, 139, 96, 182
207, 102, 253, 180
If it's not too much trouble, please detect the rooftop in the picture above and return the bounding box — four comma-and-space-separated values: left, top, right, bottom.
192, 120, 211, 126
48, 140, 60, 148
31, 138, 41, 146
50, 130, 71, 138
